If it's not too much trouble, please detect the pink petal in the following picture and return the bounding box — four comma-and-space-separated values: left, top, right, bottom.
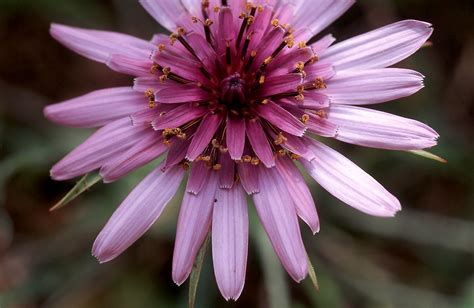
100, 133, 167, 183
252, 166, 308, 282
293, 0, 355, 37
255, 101, 307, 137
276, 157, 320, 234
186, 114, 223, 161
44, 87, 146, 128
186, 160, 210, 195
139, 0, 187, 32
172, 171, 218, 285
219, 154, 235, 189
327, 105, 439, 150
226, 115, 246, 160
259, 73, 303, 97
106, 54, 153, 77
51, 118, 147, 180
50, 24, 154, 63
152, 104, 208, 130
156, 84, 214, 104
237, 163, 259, 195
212, 184, 248, 301
301, 140, 401, 217
92, 164, 184, 263
324, 68, 425, 105
246, 119, 275, 168
321, 20, 433, 70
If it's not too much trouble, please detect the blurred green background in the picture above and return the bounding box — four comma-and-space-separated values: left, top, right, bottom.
0, 0, 473, 307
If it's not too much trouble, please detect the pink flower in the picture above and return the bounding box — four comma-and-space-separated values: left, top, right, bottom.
45, 0, 438, 301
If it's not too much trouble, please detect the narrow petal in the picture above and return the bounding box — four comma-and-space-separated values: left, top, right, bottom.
172, 172, 218, 285
186, 114, 223, 161
246, 119, 275, 168
100, 133, 167, 183
255, 101, 307, 137
219, 154, 235, 189
301, 140, 401, 217
139, 0, 186, 32
226, 115, 246, 160
50, 24, 154, 63
259, 73, 303, 97
51, 118, 147, 180
294, 0, 355, 37
156, 85, 214, 104
238, 163, 259, 195
212, 185, 248, 301
327, 105, 439, 150
276, 157, 320, 234
321, 20, 433, 70
252, 166, 308, 282
107, 54, 153, 77
186, 160, 210, 195
324, 69, 425, 105
44, 87, 145, 128
92, 164, 184, 263
152, 104, 208, 130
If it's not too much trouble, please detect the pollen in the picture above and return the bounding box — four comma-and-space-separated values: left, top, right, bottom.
314, 77, 327, 89
274, 133, 288, 145
301, 114, 310, 124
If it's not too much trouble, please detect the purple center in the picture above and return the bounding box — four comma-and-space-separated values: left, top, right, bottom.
220, 73, 247, 112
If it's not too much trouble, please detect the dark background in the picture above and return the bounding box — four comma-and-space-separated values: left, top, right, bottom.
0, 0, 473, 307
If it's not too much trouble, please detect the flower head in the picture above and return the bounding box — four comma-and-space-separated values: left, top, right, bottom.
45, 0, 438, 301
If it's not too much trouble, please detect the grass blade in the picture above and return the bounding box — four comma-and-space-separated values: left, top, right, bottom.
50, 173, 102, 211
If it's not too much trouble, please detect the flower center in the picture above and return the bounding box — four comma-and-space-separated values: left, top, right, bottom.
220, 73, 247, 112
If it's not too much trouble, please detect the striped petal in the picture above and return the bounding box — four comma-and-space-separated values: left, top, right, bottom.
212, 184, 248, 301
327, 105, 439, 150
50, 24, 154, 63
44, 87, 146, 128
252, 166, 308, 282
172, 171, 218, 285
301, 140, 401, 217
321, 20, 433, 70
92, 164, 184, 263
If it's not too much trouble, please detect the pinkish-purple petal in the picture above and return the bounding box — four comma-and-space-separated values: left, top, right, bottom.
152, 104, 208, 130
50, 24, 154, 63
186, 113, 223, 161
252, 166, 308, 282
51, 117, 147, 180
301, 140, 401, 217
238, 163, 259, 195
92, 164, 184, 263
246, 119, 275, 168
276, 157, 320, 234
255, 101, 307, 137
44, 87, 145, 128
172, 171, 218, 285
324, 68, 425, 105
212, 184, 248, 301
186, 160, 210, 195
219, 154, 236, 189
293, 0, 355, 37
139, 0, 187, 32
327, 105, 439, 150
106, 54, 153, 77
226, 115, 246, 160
100, 133, 167, 183
321, 20, 433, 70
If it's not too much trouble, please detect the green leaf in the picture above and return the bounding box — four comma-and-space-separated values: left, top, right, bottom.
50, 173, 102, 211
189, 232, 210, 308
307, 255, 320, 292
408, 150, 447, 164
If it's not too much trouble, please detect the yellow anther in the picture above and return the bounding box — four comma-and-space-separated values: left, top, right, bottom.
158, 43, 166, 52
290, 153, 301, 160
150, 63, 160, 74
298, 41, 307, 49
297, 85, 305, 94
314, 77, 327, 89
182, 162, 191, 170
295, 61, 305, 72
212, 139, 220, 148
259, 75, 265, 84
301, 114, 310, 124
261, 99, 269, 105
251, 157, 260, 166
243, 155, 252, 163
205, 18, 214, 26
309, 55, 319, 63
271, 19, 279, 27
295, 94, 305, 101
213, 164, 222, 171
264, 56, 273, 65
274, 132, 288, 146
